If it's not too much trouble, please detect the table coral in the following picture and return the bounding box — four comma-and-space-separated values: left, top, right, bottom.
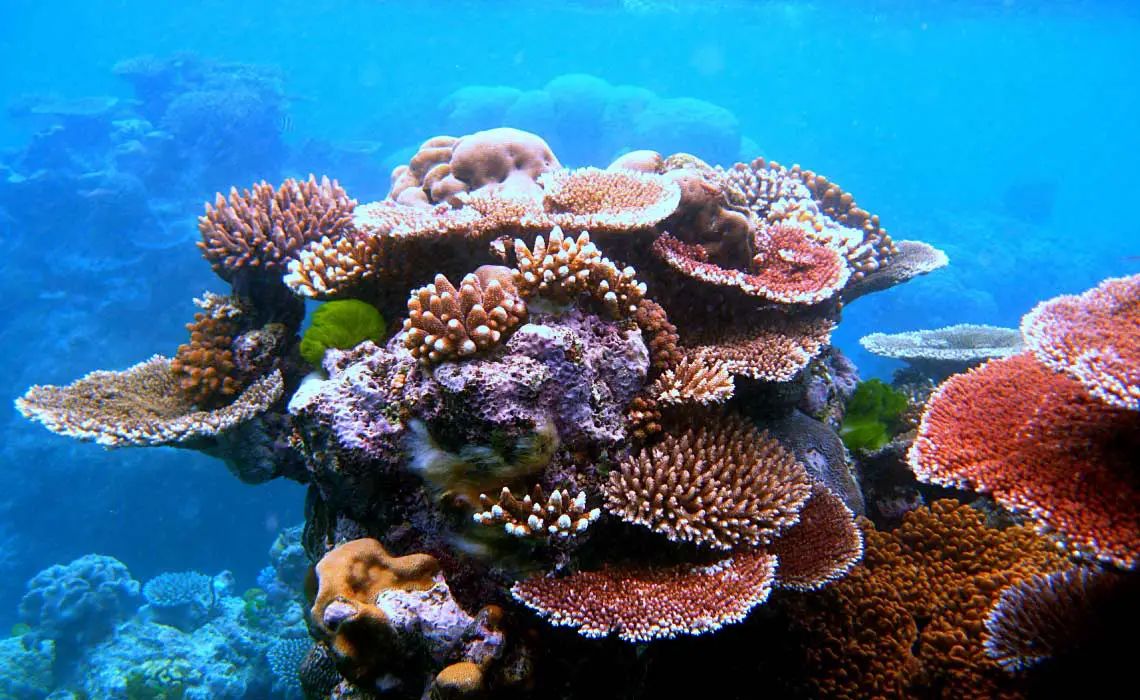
860, 323, 1023, 380
1020, 272, 1140, 410
909, 352, 1140, 568
511, 550, 779, 642
16, 357, 283, 448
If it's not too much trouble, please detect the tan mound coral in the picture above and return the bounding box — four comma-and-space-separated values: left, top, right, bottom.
683, 312, 835, 382
649, 357, 734, 406
768, 484, 863, 591
403, 265, 528, 366
540, 166, 681, 231
780, 500, 1072, 699
170, 293, 247, 409
309, 538, 440, 681
604, 414, 812, 550
16, 357, 282, 447
511, 550, 778, 642
389, 128, 561, 207
473, 485, 601, 538
197, 175, 355, 281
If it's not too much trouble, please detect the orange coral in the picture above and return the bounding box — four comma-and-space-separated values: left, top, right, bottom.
309, 539, 440, 682
780, 500, 1072, 699
170, 293, 247, 409
909, 352, 1140, 568
604, 414, 811, 550
751, 222, 851, 304
511, 550, 778, 642
197, 175, 355, 281
1020, 273, 1140, 410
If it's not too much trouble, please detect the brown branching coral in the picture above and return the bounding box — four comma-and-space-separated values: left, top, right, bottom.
511, 550, 778, 642
473, 485, 601, 538
632, 298, 681, 373
16, 357, 282, 447
768, 484, 863, 591
539, 167, 681, 232
170, 293, 247, 409
197, 175, 355, 281
512, 227, 645, 317
604, 414, 812, 550
403, 265, 528, 366
779, 500, 1072, 699
649, 357, 735, 406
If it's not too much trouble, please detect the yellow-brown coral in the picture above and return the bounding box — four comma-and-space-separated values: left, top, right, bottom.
684, 312, 835, 382
403, 265, 527, 366
16, 357, 283, 447
512, 227, 645, 316
604, 414, 812, 550
197, 175, 355, 281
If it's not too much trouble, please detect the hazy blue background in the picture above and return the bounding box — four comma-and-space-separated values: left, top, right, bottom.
0, 0, 1136, 626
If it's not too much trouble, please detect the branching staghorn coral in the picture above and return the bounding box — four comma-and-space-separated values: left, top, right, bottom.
511, 227, 645, 316
197, 175, 355, 281
473, 485, 601, 538
604, 414, 812, 550
649, 356, 735, 406
16, 357, 282, 447
403, 265, 528, 366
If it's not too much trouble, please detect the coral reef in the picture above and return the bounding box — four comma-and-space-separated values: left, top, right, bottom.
16, 122, 963, 697
141, 571, 217, 632
910, 279, 1140, 568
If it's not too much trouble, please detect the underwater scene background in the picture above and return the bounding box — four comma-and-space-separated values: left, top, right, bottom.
0, 0, 1137, 698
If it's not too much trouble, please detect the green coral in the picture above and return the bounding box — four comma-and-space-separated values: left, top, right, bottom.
242, 588, 268, 627
839, 378, 909, 452
300, 300, 386, 367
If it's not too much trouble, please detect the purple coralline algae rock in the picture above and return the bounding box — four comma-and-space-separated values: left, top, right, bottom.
799, 346, 860, 428
18, 554, 141, 657
431, 309, 648, 448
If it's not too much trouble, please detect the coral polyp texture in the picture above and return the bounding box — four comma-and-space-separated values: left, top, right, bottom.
510, 550, 779, 642
909, 276, 1140, 569
604, 414, 812, 550
197, 175, 355, 281
19, 124, 969, 696
1020, 273, 1140, 410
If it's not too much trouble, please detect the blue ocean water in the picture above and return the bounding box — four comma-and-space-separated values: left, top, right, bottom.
0, 0, 1136, 697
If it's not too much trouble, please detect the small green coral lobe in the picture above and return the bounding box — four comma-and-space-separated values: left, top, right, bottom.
840, 378, 908, 451
300, 299, 386, 366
